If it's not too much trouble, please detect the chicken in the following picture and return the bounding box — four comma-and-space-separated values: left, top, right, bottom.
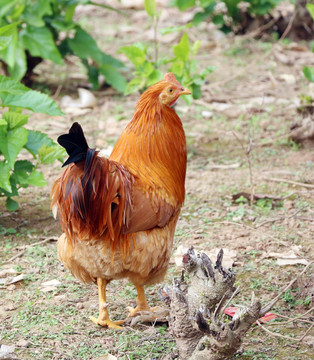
51, 73, 191, 329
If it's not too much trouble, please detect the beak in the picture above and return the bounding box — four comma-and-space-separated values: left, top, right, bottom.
180, 87, 191, 96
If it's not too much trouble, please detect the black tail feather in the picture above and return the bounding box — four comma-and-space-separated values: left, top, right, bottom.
58, 122, 90, 167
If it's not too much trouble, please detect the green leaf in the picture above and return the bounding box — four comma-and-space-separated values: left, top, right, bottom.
145, 0, 157, 18
0, 127, 28, 169
0, 75, 29, 95
38, 145, 65, 164
27, 170, 46, 187
102, 53, 125, 68
99, 65, 126, 93
125, 77, 144, 95
7, 39, 27, 80
25, 130, 55, 157
175, 0, 196, 11
0, 23, 18, 51
22, 0, 52, 27
306, 4, 314, 20
3, 111, 29, 130
191, 83, 202, 99
173, 33, 190, 62
6, 197, 18, 211
0, 162, 11, 193
13, 160, 34, 186
303, 66, 314, 82
68, 27, 103, 64
21, 25, 63, 64
0, 90, 64, 115
160, 23, 193, 36
170, 60, 184, 77
0, 0, 19, 18
119, 46, 146, 67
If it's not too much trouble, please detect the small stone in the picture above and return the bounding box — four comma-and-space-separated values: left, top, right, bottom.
16, 339, 29, 348
76, 303, 84, 310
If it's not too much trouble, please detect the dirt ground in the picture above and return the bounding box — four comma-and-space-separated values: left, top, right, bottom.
0, 3, 313, 360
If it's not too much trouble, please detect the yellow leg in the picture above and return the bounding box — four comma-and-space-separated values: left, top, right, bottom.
90, 278, 124, 329
128, 285, 157, 317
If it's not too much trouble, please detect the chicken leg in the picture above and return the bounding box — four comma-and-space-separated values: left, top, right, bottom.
90, 278, 124, 329
128, 285, 157, 317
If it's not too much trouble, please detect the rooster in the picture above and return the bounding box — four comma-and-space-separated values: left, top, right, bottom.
51, 73, 191, 329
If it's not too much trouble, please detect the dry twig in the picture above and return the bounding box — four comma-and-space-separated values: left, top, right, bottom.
265, 177, 314, 189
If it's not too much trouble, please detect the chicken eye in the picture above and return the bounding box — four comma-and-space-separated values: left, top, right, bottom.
168, 88, 173, 93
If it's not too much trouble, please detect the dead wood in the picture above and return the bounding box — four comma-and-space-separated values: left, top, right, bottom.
167, 248, 273, 360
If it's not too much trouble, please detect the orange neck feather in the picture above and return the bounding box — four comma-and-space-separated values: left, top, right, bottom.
110, 87, 187, 206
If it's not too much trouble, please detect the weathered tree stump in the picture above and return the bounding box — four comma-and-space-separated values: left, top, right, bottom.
169, 247, 271, 360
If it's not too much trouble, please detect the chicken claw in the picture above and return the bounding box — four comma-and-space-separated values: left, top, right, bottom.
90, 315, 124, 329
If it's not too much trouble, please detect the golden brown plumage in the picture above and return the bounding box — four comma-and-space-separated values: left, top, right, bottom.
51, 73, 190, 328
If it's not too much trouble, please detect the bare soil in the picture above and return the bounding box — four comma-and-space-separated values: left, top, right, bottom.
0, 4, 313, 360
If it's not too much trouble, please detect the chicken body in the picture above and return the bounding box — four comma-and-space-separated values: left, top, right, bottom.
51, 73, 190, 328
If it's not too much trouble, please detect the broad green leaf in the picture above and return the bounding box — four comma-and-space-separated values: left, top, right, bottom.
6, 197, 18, 211
0, 26, 18, 69
65, 3, 77, 23
145, 0, 157, 18
3, 111, 29, 130
0, 127, 28, 169
140, 62, 154, 77
7, 38, 27, 80
200, 0, 215, 6
176, 0, 196, 11
147, 69, 163, 85
0, 90, 63, 115
13, 160, 34, 186
191, 83, 202, 99
68, 27, 103, 63
170, 60, 184, 77
193, 2, 216, 25
191, 40, 201, 56
0, 0, 19, 18
173, 33, 190, 62
25, 130, 55, 157
38, 145, 65, 164
27, 170, 46, 187
50, 19, 76, 31
22, 0, 52, 27
0, 162, 11, 193
119, 46, 146, 67
0, 75, 29, 96
102, 53, 125, 68
99, 65, 126, 93
303, 66, 314, 82
125, 77, 144, 95
21, 25, 63, 64
306, 4, 314, 20
0, 23, 18, 51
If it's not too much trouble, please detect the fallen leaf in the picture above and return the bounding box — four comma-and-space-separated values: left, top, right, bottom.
7, 274, 25, 285
224, 307, 277, 323
0, 268, 17, 277
277, 258, 309, 266
41, 279, 61, 287
40, 286, 58, 292
16, 339, 29, 348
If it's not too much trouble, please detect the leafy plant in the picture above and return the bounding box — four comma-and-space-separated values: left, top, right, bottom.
303, 3, 314, 82
172, 0, 283, 33
0, 75, 64, 210
120, 0, 214, 100
0, 0, 126, 92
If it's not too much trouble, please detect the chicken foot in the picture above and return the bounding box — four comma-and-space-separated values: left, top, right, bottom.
90, 278, 124, 329
127, 285, 158, 317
